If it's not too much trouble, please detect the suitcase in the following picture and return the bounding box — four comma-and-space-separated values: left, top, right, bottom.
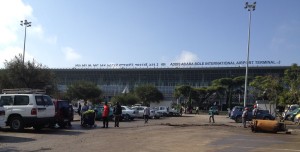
251, 120, 280, 133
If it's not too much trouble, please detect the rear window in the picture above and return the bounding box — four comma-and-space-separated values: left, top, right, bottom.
35, 95, 53, 106
58, 101, 70, 109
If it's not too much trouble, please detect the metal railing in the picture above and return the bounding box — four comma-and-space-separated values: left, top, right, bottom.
2, 88, 46, 94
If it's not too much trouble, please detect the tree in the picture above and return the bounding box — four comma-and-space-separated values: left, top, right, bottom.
110, 93, 139, 106
250, 75, 283, 105
66, 80, 102, 104
134, 85, 163, 106
0, 54, 57, 95
281, 64, 300, 105
211, 76, 246, 108
174, 85, 193, 107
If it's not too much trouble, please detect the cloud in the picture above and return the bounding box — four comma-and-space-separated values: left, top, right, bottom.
173, 50, 199, 63
0, 46, 34, 67
62, 47, 81, 61
0, 0, 33, 45
0, 0, 58, 68
0, 0, 34, 67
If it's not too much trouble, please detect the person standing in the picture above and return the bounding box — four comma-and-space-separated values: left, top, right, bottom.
81, 102, 89, 114
144, 106, 150, 124
113, 102, 122, 127
227, 108, 231, 118
209, 107, 215, 123
252, 105, 258, 119
102, 101, 110, 128
242, 107, 249, 128
78, 103, 81, 116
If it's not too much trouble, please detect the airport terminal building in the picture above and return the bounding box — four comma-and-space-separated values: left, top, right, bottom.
52, 61, 288, 106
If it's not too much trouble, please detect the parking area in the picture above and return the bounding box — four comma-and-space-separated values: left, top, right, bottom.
0, 114, 299, 152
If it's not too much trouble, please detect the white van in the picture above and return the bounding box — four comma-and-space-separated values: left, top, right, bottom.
0, 89, 55, 131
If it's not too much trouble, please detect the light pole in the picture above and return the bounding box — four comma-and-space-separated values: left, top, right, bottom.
243, 2, 256, 107
20, 20, 31, 65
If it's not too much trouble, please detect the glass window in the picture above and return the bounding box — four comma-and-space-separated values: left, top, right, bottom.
35, 96, 44, 105
14, 96, 29, 105
58, 101, 70, 109
43, 96, 54, 105
0, 96, 13, 106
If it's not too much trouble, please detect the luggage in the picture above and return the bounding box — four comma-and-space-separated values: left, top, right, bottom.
251, 120, 284, 133
81, 110, 96, 127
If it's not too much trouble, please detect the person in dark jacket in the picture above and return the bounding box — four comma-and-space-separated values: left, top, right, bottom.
78, 103, 81, 116
113, 102, 122, 127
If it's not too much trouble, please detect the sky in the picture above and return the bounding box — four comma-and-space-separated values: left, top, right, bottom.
0, 0, 299, 69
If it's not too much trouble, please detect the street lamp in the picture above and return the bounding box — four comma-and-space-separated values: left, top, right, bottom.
243, 2, 256, 107
20, 19, 32, 65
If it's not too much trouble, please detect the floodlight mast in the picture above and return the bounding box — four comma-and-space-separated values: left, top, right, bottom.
20, 20, 31, 65
243, 2, 256, 107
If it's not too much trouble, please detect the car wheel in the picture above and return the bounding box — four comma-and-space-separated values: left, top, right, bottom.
123, 114, 130, 121
10, 116, 24, 132
263, 117, 270, 120
163, 113, 168, 117
235, 116, 242, 123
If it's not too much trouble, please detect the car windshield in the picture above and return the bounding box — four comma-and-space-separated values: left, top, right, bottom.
233, 106, 243, 111
291, 108, 300, 113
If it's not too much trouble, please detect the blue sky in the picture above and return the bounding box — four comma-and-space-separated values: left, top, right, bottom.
0, 0, 299, 68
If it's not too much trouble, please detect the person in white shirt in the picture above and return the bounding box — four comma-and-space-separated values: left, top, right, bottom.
144, 106, 150, 124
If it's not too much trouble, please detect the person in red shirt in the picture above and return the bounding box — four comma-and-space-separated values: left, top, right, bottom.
102, 101, 110, 128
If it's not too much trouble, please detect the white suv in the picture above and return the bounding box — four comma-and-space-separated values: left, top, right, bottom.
0, 89, 55, 131
0, 106, 5, 128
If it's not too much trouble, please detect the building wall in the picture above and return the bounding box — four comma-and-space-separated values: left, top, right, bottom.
52, 66, 288, 104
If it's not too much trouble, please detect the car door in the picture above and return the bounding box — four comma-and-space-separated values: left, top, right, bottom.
139, 107, 145, 117
43, 95, 55, 118
34, 95, 55, 118
12, 95, 31, 118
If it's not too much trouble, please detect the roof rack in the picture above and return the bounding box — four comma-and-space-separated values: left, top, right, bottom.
2, 88, 46, 94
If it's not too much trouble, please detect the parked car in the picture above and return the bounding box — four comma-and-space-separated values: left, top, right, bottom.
121, 106, 138, 120
230, 106, 275, 123
93, 105, 114, 120
156, 106, 180, 116
131, 106, 145, 118
0, 105, 5, 128
52, 99, 73, 128
284, 108, 300, 122
132, 106, 161, 119
150, 108, 162, 119
0, 89, 55, 131
282, 104, 299, 118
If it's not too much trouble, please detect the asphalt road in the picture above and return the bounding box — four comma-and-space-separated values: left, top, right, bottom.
0, 114, 299, 152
